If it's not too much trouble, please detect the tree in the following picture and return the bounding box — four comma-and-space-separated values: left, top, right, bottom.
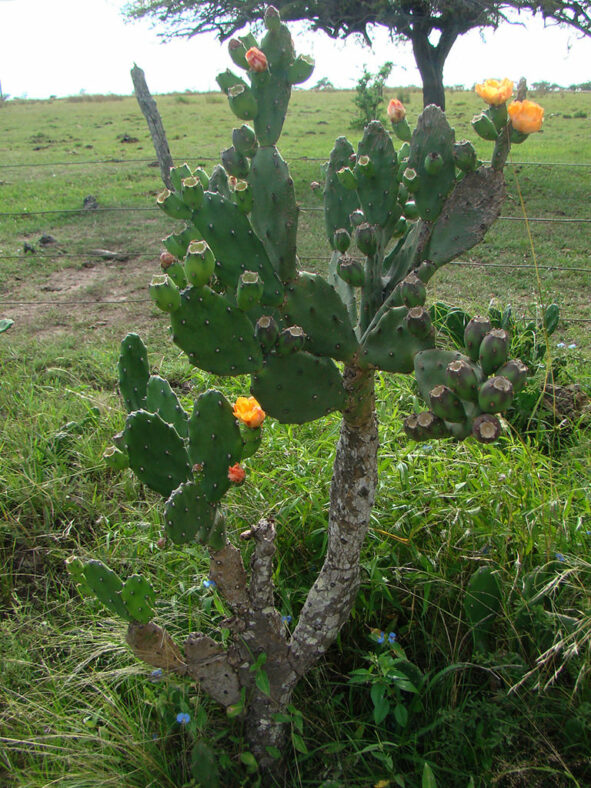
123, 0, 591, 108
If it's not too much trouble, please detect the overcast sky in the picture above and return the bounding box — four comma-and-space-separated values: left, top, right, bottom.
1, 0, 590, 99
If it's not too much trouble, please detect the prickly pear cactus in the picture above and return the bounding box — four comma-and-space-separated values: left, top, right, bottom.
71, 8, 544, 772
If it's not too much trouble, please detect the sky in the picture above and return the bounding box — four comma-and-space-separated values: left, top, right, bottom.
0, 0, 590, 99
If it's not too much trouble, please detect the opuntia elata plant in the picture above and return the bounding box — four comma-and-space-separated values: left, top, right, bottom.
68, 8, 543, 777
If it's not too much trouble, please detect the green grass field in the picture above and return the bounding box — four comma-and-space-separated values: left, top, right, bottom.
0, 86, 590, 787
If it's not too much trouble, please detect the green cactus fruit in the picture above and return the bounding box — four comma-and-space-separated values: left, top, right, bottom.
194, 167, 210, 188
429, 385, 466, 423
453, 140, 478, 172
479, 328, 510, 375
190, 191, 283, 306
472, 413, 502, 444
424, 152, 444, 174
392, 216, 408, 238
324, 138, 360, 246
124, 410, 192, 496
65, 555, 92, 595
399, 273, 426, 308
402, 167, 420, 193
464, 565, 502, 652
471, 112, 498, 141
403, 200, 419, 220
337, 167, 358, 190
120, 575, 156, 624
392, 117, 412, 142
188, 389, 244, 502
208, 164, 231, 198
103, 445, 129, 470
397, 182, 409, 205
356, 121, 399, 232
233, 179, 253, 213
361, 307, 435, 374
464, 316, 492, 362
405, 306, 433, 339
232, 124, 258, 158
228, 38, 249, 69
277, 325, 306, 354
118, 332, 150, 413
415, 349, 467, 402
496, 359, 528, 394
149, 274, 181, 313
404, 411, 449, 441
237, 271, 264, 311
478, 375, 514, 413
171, 286, 263, 376
170, 163, 193, 192
255, 315, 279, 351
83, 560, 129, 620
282, 272, 359, 361
184, 240, 216, 288
228, 84, 258, 120
337, 256, 365, 287
240, 425, 262, 459
221, 146, 250, 179
249, 146, 298, 282
164, 480, 218, 544
145, 375, 189, 438
355, 154, 374, 178
488, 103, 508, 131
448, 420, 473, 441
407, 105, 456, 222
180, 177, 204, 210
288, 54, 315, 84
163, 226, 201, 261
251, 352, 345, 424
445, 359, 482, 403
160, 254, 187, 289
355, 223, 377, 256
333, 228, 351, 253
157, 189, 193, 221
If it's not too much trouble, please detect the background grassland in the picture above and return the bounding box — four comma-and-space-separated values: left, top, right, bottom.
0, 86, 590, 787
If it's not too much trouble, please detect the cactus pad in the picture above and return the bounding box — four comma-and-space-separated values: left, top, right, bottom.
118, 333, 150, 412
164, 481, 219, 545
360, 307, 435, 373
120, 575, 156, 624
145, 375, 189, 438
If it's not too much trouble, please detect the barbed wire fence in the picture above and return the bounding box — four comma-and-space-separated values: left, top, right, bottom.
0, 154, 589, 323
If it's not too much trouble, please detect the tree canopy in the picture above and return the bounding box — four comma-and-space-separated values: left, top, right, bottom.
124, 1, 591, 108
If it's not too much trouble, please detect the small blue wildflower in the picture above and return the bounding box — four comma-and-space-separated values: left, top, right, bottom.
150, 668, 163, 682
376, 631, 385, 644
556, 342, 566, 349
568, 343, 577, 349
388, 632, 397, 644
282, 615, 292, 624
202, 579, 216, 589
423, 444, 433, 453
152, 733, 159, 740
586, 531, 591, 536
555, 552, 566, 562
176, 712, 190, 725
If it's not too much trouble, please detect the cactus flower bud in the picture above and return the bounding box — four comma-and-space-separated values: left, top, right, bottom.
228, 463, 246, 484
387, 98, 406, 123
475, 78, 513, 106
245, 47, 268, 73
233, 396, 265, 428
507, 100, 544, 134
160, 251, 176, 268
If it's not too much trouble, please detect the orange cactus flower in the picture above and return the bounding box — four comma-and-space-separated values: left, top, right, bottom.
507, 99, 544, 134
233, 396, 265, 428
228, 463, 246, 484
245, 47, 268, 73
475, 78, 513, 106
387, 98, 406, 123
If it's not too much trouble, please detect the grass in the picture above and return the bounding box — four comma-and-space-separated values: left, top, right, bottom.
1, 84, 590, 786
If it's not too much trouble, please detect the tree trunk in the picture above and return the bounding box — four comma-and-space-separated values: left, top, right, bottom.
411, 27, 458, 110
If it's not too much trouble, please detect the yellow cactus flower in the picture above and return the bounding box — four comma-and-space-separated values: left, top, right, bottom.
233, 396, 265, 428
475, 78, 513, 106
508, 99, 544, 134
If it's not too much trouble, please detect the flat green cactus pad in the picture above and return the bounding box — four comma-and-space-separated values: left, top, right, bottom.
282, 273, 359, 362
360, 307, 435, 373
324, 137, 360, 247
414, 349, 469, 402
118, 333, 150, 413
408, 105, 456, 223
120, 575, 156, 624
83, 559, 129, 620
164, 481, 219, 544
171, 286, 263, 376
191, 191, 284, 306
251, 352, 345, 423
356, 121, 399, 234
124, 410, 192, 497
188, 389, 244, 502
145, 375, 189, 438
